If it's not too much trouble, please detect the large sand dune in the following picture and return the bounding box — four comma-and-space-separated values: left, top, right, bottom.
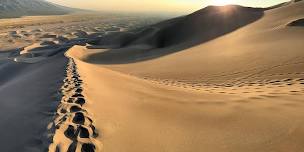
65, 1, 304, 152
0, 13, 163, 151
84, 5, 265, 63
0, 1, 304, 152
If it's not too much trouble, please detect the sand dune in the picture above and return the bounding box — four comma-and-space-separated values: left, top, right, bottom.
76, 1, 304, 83
79, 2, 304, 65
0, 1, 304, 152
0, 53, 67, 152
0, 12, 162, 151
84, 5, 265, 63
65, 1, 304, 152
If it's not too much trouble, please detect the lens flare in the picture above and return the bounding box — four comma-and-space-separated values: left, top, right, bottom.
212, 0, 235, 6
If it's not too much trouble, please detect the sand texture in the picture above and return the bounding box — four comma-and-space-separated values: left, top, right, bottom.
0, 1, 304, 152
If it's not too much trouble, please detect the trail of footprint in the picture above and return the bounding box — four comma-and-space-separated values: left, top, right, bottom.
48, 58, 99, 152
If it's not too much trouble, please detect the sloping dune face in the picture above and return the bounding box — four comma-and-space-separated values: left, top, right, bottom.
67, 1, 304, 152
97, 1, 304, 83
83, 5, 265, 63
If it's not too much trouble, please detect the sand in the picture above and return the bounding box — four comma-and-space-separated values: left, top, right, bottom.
0, 53, 67, 152
0, 1, 304, 152
66, 1, 304, 152
0, 12, 163, 151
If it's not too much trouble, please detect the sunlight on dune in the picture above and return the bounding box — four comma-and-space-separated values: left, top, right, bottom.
212, 0, 235, 6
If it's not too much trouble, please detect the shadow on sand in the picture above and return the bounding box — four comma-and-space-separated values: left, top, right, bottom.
84, 5, 265, 64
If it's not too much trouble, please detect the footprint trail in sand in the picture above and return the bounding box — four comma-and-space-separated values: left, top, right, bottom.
48, 58, 100, 152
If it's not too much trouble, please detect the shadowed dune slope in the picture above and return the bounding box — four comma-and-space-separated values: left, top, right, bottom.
68, 1, 304, 84
85, 5, 264, 63
64, 1, 304, 152
0, 53, 67, 152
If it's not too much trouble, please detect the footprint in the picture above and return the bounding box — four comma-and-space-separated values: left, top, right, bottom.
81, 143, 95, 152
79, 126, 90, 138
283, 78, 293, 82
73, 112, 85, 125
75, 88, 83, 93
67, 98, 75, 103
74, 83, 82, 87
67, 141, 78, 152
90, 125, 99, 138
60, 108, 67, 114
72, 93, 84, 98
70, 105, 82, 112
75, 98, 86, 106
65, 125, 77, 140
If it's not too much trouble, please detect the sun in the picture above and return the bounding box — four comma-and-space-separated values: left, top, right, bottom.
212, 0, 235, 6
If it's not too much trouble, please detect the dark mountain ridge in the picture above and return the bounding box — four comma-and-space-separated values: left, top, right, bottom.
0, 0, 76, 18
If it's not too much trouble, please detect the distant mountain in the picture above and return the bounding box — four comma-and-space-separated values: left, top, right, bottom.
0, 0, 76, 18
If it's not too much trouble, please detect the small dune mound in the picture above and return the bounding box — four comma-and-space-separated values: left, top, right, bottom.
72, 30, 88, 38
105, 27, 121, 32
31, 29, 44, 33
8, 31, 18, 35
10, 34, 22, 38
12, 41, 66, 63
287, 18, 304, 26
89, 32, 137, 49
40, 41, 57, 46
40, 33, 58, 39
8, 31, 23, 38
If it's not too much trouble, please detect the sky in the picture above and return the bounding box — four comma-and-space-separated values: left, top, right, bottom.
48, 0, 290, 14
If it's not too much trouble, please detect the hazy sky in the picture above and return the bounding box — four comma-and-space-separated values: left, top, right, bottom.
48, 0, 290, 14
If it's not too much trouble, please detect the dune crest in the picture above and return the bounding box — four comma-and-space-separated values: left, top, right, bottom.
0, 1, 304, 152
64, 1, 304, 152
48, 59, 100, 152
84, 5, 265, 63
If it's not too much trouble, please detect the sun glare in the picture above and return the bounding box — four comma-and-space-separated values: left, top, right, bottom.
212, 0, 235, 6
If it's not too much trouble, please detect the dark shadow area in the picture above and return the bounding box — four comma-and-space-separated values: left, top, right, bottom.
0, 51, 68, 151
287, 18, 304, 26
86, 5, 265, 64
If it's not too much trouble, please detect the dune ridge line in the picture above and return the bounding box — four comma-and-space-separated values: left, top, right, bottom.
48, 58, 100, 152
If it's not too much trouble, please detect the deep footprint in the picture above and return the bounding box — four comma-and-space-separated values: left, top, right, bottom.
73, 112, 85, 124
70, 105, 82, 112
72, 93, 84, 98
64, 125, 77, 140
81, 143, 95, 152
67, 141, 78, 152
75, 98, 86, 106
79, 126, 90, 138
